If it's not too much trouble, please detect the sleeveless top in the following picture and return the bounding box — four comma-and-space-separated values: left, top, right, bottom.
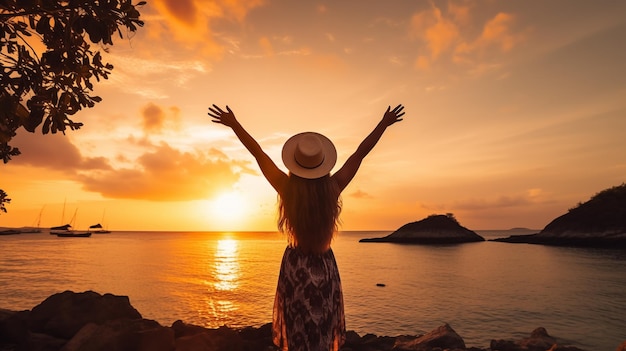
272, 246, 346, 351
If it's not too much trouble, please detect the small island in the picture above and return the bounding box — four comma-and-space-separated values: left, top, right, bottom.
494, 183, 626, 247
360, 213, 485, 244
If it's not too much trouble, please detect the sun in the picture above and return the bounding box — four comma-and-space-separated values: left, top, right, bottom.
210, 191, 248, 224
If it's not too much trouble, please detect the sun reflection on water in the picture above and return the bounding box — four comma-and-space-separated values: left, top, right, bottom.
200, 238, 241, 324
213, 239, 240, 291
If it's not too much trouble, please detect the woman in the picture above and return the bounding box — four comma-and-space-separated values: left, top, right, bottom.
209, 104, 405, 351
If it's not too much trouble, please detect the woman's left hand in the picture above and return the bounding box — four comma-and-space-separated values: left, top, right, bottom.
381, 104, 405, 126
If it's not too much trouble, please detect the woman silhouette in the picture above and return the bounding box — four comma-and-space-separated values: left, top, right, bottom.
209, 104, 405, 351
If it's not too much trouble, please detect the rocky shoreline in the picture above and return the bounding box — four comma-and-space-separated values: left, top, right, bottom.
1, 291, 624, 351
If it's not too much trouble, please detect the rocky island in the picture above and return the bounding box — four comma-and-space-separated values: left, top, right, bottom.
494, 183, 626, 247
360, 213, 485, 244
1, 290, 616, 351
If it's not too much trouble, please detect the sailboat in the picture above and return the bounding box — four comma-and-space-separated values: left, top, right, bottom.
51, 207, 91, 237
89, 223, 111, 234
90, 210, 111, 234
20, 206, 44, 233
50, 200, 68, 235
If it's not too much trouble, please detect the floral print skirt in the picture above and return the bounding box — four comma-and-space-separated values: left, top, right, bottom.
272, 246, 346, 351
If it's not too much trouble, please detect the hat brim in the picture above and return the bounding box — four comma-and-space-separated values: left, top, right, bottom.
282, 132, 337, 179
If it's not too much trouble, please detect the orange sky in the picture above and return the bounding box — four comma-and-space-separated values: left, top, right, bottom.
1, 0, 625, 231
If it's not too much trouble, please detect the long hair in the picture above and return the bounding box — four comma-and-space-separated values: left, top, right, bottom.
278, 174, 342, 254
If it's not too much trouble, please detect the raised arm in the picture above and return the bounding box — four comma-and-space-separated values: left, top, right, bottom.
332, 104, 405, 192
209, 105, 287, 193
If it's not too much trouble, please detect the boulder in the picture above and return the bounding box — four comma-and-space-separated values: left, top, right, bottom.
60, 318, 174, 351
171, 320, 210, 338
520, 327, 557, 351
392, 323, 466, 351
0, 308, 29, 345
238, 323, 274, 350
360, 214, 484, 244
174, 325, 243, 351
28, 290, 142, 339
490, 327, 586, 351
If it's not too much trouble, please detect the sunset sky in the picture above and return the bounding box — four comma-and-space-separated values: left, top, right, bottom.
1, 0, 625, 232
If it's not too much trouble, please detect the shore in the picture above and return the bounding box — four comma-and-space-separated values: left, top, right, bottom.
2, 291, 623, 351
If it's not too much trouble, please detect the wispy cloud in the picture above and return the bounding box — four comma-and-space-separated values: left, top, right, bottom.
102, 54, 210, 99
409, 2, 527, 73
349, 189, 373, 199
423, 188, 553, 212
147, 0, 266, 57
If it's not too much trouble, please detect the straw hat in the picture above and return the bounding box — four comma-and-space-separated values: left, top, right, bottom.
282, 132, 337, 179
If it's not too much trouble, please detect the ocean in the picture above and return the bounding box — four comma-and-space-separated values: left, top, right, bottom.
1, 230, 624, 350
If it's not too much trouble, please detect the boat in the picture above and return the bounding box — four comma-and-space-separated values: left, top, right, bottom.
50, 207, 91, 237
0, 229, 21, 235
55, 231, 91, 238
21, 207, 44, 233
50, 224, 72, 234
90, 210, 111, 233
89, 223, 111, 234
51, 200, 69, 235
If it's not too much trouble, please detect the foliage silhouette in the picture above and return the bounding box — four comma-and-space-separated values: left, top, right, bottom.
0, 0, 145, 214
0, 189, 9, 213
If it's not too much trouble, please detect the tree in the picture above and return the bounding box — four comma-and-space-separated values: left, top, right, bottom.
0, 0, 145, 214
0, 189, 9, 213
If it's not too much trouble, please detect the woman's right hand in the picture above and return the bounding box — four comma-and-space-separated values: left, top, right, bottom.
381, 104, 405, 126
208, 104, 238, 127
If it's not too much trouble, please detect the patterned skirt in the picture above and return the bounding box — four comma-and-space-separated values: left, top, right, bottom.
272, 246, 346, 351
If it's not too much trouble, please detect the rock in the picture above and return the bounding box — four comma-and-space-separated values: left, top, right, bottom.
360, 214, 484, 244
174, 325, 243, 351
29, 290, 142, 339
238, 323, 274, 350
171, 320, 210, 338
392, 323, 466, 350
0, 308, 29, 346
520, 327, 557, 351
490, 338, 521, 351
26, 331, 67, 351
61, 318, 174, 351
344, 330, 361, 346
0, 290, 603, 351
490, 327, 586, 351
340, 330, 397, 351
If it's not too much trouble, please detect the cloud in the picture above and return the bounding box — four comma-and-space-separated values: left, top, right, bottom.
443, 188, 552, 211
10, 123, 256, 202
78, 141, 250, 201
142, 103, 166, 133
11, 130, 111, 171
409, 2, 526, 71
147, 0, 266, 57
479, 13, 523, 52
410, 5, 461, 60
104, 55, 210, 99
349, 189, 373, 199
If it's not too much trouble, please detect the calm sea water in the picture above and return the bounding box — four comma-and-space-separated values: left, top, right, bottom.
1, 230, 625, 350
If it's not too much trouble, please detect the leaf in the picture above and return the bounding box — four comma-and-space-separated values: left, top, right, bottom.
24, 107, 45, 133
35, 16, 50, 35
